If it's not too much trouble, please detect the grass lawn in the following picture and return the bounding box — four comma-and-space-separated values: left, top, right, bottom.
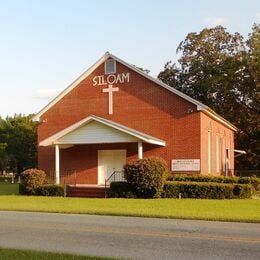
0, 248, 115, 260
0, 184, 19, 195
0, 195, 259, 222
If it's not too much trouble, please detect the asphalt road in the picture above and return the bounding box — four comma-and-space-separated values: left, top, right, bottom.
0, 211, 259, 260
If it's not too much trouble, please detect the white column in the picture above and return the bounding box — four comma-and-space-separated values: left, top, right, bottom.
55, 144, 60, 184
138, 142, 143, 159
223, 136, 226, 174
216, 135, 219, 174
208, 131, 211, 174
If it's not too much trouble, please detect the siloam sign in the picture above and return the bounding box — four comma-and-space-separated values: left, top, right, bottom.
171, 159, 200, 171
93, 72, 130, 86
92, 72, 130, 115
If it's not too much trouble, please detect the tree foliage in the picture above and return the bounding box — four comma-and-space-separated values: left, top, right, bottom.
0, 114, 37, 173
158, 24, 260, 170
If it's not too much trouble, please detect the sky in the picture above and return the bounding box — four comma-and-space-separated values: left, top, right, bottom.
0, 0, 259, 117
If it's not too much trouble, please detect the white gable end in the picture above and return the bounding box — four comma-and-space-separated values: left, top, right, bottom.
56, 120, 139, 145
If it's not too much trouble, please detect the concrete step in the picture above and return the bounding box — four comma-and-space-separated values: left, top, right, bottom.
66, 186, 109, 198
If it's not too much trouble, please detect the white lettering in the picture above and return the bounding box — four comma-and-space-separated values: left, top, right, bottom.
92, 76, 98, 86
107, 74, 116, 84
116, 73, 122, 83
92, 72, 130, 86
100, 75, 106, 86
98, 76, 102, 86
121, 72, 130, 83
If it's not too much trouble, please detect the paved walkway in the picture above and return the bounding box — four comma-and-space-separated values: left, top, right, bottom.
0, 211, 259, 259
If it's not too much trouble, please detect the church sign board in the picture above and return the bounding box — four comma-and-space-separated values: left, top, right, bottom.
171, 159, 200, 171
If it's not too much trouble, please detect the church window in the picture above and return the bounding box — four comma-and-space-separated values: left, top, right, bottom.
105, 59, 116, 74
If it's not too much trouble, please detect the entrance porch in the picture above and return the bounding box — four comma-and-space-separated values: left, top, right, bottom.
40, 115, 165, 186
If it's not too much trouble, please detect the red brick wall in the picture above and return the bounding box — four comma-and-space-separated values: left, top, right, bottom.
59, 143, 137, 184
200, 112, 234, 176
37, 59, 234, 182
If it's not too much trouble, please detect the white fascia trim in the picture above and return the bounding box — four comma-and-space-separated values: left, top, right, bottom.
109, 54, 237, 131
147, 139, 166, 146
39, 115, 166, 147
32, 53, 110, 122
108, 53, 209, 112
39, 116, 92, 146
203, 109, 238, 132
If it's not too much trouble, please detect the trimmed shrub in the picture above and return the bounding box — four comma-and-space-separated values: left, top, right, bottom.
167, 174, 260, 187
162, 181, 253, 199
37, 184, 64, 196
254, 184, 260, 197
19, 168, 46, 195
238, 177, 260, 186
124, 157, 168, 198
233, 184, 253, 198
109, 182, 136, 198
167, 174, 238, 183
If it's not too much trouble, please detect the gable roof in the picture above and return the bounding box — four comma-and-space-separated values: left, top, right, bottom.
40, 115, 166, 147
33, 52, 237, 131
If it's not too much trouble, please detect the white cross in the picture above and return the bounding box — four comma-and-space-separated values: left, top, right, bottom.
102, 84, 119, 115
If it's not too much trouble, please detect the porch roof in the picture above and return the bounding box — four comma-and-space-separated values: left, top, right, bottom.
40, 115, 166, 147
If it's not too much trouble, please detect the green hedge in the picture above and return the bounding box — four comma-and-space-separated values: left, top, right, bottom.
19, 184, 64, 196
237, 177, 260, 185
162, 181, 253, 199
37, 185, 64, 196
167, 175, 260, 186
109, 182, 136, 198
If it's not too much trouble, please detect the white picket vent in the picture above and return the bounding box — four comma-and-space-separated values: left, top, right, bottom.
105, 59, 116, 74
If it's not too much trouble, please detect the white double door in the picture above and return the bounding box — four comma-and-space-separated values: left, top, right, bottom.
98, 149, 126, 185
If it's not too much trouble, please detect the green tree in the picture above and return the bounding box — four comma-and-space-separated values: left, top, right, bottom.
0, 114, 37, 173
0, 143, 8, 173
237, 24, 260, 170
158, 24, 260, 170
0, 117, 8, 173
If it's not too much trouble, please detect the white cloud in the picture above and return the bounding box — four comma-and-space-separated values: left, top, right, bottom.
203, 16, 228, 27
36, 88, 62, 99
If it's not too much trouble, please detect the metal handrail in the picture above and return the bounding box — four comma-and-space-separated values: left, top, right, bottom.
48, 169, 76, 185
104, 170, 124, 198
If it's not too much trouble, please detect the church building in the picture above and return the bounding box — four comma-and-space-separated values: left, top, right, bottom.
33, 52, 237, 185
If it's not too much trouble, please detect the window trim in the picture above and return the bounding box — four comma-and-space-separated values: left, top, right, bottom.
105, 59, 116, 74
